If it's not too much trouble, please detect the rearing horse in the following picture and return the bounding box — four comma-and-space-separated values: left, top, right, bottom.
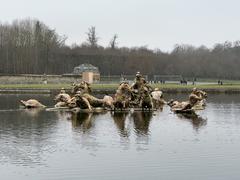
72, 81, 92, 94
113, 82, 133, 109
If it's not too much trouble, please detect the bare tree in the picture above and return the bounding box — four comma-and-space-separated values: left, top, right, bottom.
2, 19, 240, 80
109, 34, 118, 49
86, 26, 99, 48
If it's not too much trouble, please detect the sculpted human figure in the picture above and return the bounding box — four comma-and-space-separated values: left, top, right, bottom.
168, 88, 204, 111
151, 88, 166, 108
54, 88, 71, 107
102, 95, 114, 109
189, 88, 203, 107
131, 72, 153, 107
131, 72, 143, 90
131, 72, 144, 104
139, 87, 153, 109
194, 89, 207, 107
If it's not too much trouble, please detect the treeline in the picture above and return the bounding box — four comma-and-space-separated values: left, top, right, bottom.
0, 19, 65, 74
1, 19, 240, 79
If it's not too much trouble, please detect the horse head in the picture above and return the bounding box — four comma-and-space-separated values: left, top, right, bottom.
72, 81, 92, 94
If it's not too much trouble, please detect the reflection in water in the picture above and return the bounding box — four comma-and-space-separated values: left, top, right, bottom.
2, 94, 240, 180
176, 113, 207, 131
55, 111, 72, 121
0, 110, 58, 167
70, 112, 93, 131
111, 111, 153, 137
157, 105, 164, 112
132, 112, 153, 136
21, 108, 45, 118
111, 112, 130, 137
0, 94, 51, 110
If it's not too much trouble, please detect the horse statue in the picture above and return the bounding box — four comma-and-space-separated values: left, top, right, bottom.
113, 82, 132, 109
139, 86, 154, 109
72, 81, 92, 94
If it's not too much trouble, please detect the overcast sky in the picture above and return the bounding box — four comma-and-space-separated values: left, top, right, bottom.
1, 0, 240, 51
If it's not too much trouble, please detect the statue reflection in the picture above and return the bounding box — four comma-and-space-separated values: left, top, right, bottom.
71, 112, 93, 132
55, 111, 72, 121
111, 112, 130, 137
131, 111, 153, 136
22, 108, 44, 118
157, 105, 164, 112
176, 113, 207, 131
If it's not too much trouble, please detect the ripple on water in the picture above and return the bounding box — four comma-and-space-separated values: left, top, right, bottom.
1, 94, 240, 180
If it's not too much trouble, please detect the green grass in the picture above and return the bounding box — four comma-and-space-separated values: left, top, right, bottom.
153, 84, 240, 89
178, 78, 240, 84
0, 84, 72, 89
0, 83, 118, 89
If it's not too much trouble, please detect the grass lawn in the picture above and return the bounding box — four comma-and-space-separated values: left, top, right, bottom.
153, 84, 240, 89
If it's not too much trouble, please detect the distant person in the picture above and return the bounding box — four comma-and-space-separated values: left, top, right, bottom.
192, 78, 195, 85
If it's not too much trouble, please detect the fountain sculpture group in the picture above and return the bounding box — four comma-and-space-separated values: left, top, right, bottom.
20, 72, 207, 115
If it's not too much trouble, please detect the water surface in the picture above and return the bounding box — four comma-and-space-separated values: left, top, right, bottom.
0, 93, 240, 180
